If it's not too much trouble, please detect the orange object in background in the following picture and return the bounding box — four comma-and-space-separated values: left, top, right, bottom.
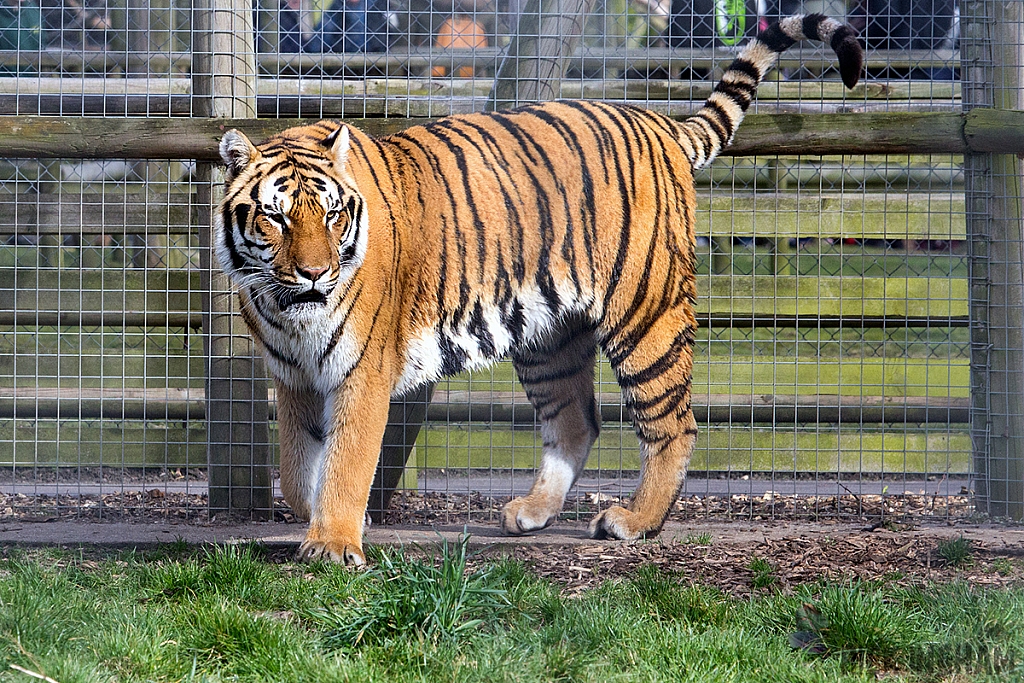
432, 16, 487, 78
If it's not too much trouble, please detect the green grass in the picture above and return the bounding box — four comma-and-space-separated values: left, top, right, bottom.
748, 557, 779, 589
682, 532, 713, 546
936, 536, 975, 568
1, 541, 1024, 682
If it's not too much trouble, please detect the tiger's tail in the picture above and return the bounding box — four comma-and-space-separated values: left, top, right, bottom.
680, 13, 863, 169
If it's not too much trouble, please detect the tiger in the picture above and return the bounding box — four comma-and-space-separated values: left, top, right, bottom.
215, 14, 863, 565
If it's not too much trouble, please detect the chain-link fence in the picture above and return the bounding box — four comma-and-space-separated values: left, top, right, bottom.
0, 0, 1021, 527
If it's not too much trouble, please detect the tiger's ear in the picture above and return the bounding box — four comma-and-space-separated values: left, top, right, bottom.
321, 124, 350, 170
219, 129, 258, 180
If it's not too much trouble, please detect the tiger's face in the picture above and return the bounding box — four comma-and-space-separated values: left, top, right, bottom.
215, 124, 369, 316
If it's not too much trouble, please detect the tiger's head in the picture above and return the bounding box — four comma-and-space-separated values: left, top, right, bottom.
215, 122, 369, 315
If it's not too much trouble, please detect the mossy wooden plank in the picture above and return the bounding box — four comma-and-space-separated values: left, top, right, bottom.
0, 74, 959, 104
699, 275, 968, 317
590, 79, 960, 103
792, 252, 968, 279
0, 269, 200, 317
414, 423, 971, 474
692, 357, 970, 399
697, 193, 965, 239
1, 326, 221, 390
0, 268, 196, 292
441, 354, 969, 399
0, 193, 196, 236
0, 419, 209, 467
0, 417, 972, 473
0, 354, 201, 389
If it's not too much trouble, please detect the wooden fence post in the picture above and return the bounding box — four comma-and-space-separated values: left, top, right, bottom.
194, 0, 273, 519
488, 0, 595, 110
963, 0, 1024, 519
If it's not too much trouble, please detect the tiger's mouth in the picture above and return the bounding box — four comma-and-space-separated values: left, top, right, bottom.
277, 288, 329, 311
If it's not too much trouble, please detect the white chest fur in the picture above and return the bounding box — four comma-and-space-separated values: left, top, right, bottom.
245, 290, 360, 394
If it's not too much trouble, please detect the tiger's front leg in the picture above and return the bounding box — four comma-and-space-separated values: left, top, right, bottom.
295, 368, 392, 566
275, 381, 328, 520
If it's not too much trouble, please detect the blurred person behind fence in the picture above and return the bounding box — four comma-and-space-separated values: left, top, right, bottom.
279, 0, 395, 53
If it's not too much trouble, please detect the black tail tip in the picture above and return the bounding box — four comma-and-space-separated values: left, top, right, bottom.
830, 26, 863, 89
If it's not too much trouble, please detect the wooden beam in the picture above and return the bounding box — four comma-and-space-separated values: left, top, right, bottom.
0, 309, 967, 331
3, 110, 1022, 160
0, 77, 958, 117
0, 193, 196, 235
0, 388, 972, 425
0, 46, 959, 73
0, 191, 966, 240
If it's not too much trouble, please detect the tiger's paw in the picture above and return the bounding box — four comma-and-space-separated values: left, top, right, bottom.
589, 506, 660, 541
296, 538, 366, 566
500, 497, 557, 536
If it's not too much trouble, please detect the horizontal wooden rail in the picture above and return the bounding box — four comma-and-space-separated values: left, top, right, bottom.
0, 387, 972, 424
0, 77, 960, 117
0, 191, 967, 239
0, 76, 954, 101
0, 311, 202, 328
0, 310, 969, 330
2, 109, 1022, 159
0, 273, 968, 326
701, 314, 970, 329
0, 47, 957, 73
0, 193, 196, 235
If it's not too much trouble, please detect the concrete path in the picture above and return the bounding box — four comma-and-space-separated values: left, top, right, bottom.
0, 476, 972, 499
1, 518, 1020, 552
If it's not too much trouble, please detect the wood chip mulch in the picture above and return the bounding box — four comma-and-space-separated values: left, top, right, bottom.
475, 534, 1024, 597
378, 490, 973, 525
0, 489, 978, 526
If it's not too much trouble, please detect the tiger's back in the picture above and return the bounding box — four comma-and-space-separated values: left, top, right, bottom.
383, 100, 701, 394
215, 14, 863, 564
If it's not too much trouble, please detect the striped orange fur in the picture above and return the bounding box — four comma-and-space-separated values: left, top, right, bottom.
216, 14, 862, 564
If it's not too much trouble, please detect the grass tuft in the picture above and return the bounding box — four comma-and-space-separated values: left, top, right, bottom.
138, 542, 275, 608
628, 565, 731, 626
899, 582, 1024, 676
308, 534, 511, 647
807, 585, 924, 669
682, 532, 713, 546
936, 536, 974, 568
748, 556, 778, 589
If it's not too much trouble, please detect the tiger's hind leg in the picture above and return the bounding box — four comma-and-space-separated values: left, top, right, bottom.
591, 305, 697, 540
501, 318, 601, 535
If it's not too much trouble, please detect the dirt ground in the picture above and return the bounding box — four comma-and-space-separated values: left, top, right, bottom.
2, 488, 1023, 595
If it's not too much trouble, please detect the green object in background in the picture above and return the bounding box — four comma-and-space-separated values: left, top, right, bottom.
0, 1, 41, 52
714, 0, 746, 46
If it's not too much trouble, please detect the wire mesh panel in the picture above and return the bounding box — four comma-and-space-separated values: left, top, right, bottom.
0, 158, 214, 519
0, 0, 1019, 528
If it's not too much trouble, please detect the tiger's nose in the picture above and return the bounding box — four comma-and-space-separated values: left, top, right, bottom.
296, 265, 328, 282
